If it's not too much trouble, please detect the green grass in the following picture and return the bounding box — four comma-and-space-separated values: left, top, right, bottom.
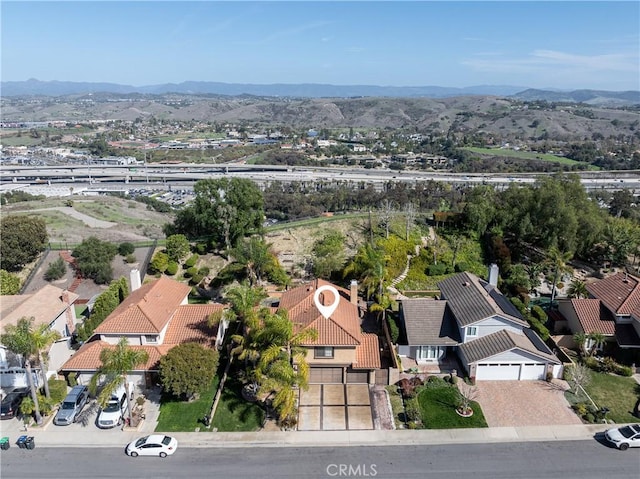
211, 377, 264, 432
265, 213, 368, 232
462, 146, 599, 170
156, 376, 219, 432
418, 385, 488, 429
385, 385, 405, 429
155, 374, 264, 433
564, 370, 640, 424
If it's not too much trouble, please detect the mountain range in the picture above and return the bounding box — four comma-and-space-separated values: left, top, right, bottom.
2, 79, 638, 105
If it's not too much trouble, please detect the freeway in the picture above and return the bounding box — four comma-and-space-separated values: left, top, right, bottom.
1, 163, 639, 193
1, 441, 637, 479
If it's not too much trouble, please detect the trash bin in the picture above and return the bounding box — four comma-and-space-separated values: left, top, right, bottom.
0, 437, 9, 450
16, 435, 27, 449
25, 436, 35, 450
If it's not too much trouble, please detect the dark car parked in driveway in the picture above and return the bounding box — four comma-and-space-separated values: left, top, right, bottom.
0, 387, 30, 419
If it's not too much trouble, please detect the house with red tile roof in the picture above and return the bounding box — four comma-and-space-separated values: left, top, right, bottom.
0, 284, 79, 389
558, 272, 640, 349
59, 276, 226, 388
276, 279, 381, 384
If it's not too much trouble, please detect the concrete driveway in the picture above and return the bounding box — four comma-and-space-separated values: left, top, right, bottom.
298, 384, 373, 431
474, 380, 583, 427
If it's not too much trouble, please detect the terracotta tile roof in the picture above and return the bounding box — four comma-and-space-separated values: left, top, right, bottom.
586, 272, 640, 316
354, 333, 381, 369
0, 284, 79, 330
94, 277, 190, 335
279, 280, 361, 346
164, 304, 224, 347
60, 340, 171, 371
570, 299, 616, 335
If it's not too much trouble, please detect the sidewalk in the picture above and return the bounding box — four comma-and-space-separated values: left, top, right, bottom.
1, 424, 612, 449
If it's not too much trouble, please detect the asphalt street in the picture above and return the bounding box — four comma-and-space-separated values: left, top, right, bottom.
1, 440, 638, 479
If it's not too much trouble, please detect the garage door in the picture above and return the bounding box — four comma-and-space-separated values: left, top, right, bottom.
519, 363, 546, 380
346, 369, 369, 383
309, 367, 343, 384
476, 363, 520, 380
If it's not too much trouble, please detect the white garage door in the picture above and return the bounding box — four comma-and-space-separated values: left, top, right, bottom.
519, 363, 546, 380
476, 363, 520, 380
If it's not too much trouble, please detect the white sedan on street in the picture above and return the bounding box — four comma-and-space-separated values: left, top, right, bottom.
604, 425, 640, 451
125, 435, 178, 457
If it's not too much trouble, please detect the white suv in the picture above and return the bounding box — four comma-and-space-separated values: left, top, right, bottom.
97, 384, 129, 429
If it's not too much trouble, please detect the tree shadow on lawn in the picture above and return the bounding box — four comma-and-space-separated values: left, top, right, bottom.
213, 377, 265, 431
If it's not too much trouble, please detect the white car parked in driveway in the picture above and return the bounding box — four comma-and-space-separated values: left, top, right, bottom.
125, 435, 178, 457
604, 424, 640, 450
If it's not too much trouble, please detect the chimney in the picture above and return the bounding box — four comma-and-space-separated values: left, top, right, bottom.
130, 268, 141, 291
488, 263, 499, 287
350, 279, 358, 305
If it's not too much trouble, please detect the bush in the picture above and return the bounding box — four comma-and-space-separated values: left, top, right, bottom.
197, 266, 210, 276
125, 254, 137, 264
194, 243, 208, 255
185, 266, 198, 278
404, 397, 421, 423
44, 257, 67, 281
118, 242, 135, 256
530, 305, 548, 323
573, 403, 588, 416
425, 376, 447, 388
190, 273, 204, 285
600, 356, 617, 373
557, 282, 565, 290
584, 413, 595, 423
184, 254, 199, 268
528, 317, 550, 341
165, 261, 179, 276
427, 263, 447, 276
454, 261, 469, 273
583, 356, 599, 371
67, 372, 78, 387
48, 378, 68, 404
616, 364, 633, 377
387, 316, 400, 343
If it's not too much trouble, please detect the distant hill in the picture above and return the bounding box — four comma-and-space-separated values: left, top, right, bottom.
513, 89, 640, 106
1, 79, 527, 98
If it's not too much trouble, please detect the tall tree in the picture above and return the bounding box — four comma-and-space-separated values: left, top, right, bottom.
0, 215, 48, 272
546, 246, 573, 303
344, 243, 388, 301
167, 178, 264, 248
164, 234, 191, 263
1, 317, 61, 425
88, 338, 149, 425
231, 237, 272, 286
311, 231, 346, 279
159, 343, 219, 400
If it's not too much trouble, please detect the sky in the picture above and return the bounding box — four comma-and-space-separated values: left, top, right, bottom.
2, 1, 639, 91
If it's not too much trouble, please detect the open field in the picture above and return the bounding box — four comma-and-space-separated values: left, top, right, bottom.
462, 146, 599, 169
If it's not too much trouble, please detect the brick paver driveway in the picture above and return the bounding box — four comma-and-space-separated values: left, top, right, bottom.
474, 380, 583, 427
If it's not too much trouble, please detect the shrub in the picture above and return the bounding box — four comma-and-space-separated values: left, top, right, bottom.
190, 273, 204, 285
616, 364, 633, 377
404, 397, 421, 423
557, 282, 565, 290
387, 316, 400, 343
149, 251, 169, 274
600, 356, 617, 373
186, 266, 198, 278
427, 263, 447, 276
573, 403, 588, 416
454, 261, 469, 273
44, 257, 67, 281
184, 254, 199, 268
530, 305, 548, 323
125, 254, 137, 264
584, 413, 595, 423
36, 393, 55, 416
194, 243, 208, 255
425, 376, 447, 388
197, 266, 210, 276
48, 378, 68, 404
583, 356, 599, 371
165, 261, 179, 276
67, 372, 78, 387
118, 242, 135, 256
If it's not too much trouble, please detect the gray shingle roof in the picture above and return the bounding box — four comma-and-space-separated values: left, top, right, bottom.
400, 299, 460, 346
438, 272, 527, 327
459, 329, 560, 364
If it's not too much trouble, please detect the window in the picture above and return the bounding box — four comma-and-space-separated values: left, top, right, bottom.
145, 335, 158, 343
466, 326, 478, 337
314, 346, 334, 358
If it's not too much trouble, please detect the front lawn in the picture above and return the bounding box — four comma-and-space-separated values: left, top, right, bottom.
156, 376, 219, 432
211, 377, 264, 432
418, 384, 488, 429
565, 370, 640, 424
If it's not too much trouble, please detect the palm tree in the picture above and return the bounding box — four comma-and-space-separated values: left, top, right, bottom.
88, 338, 149, 426
254, 310, 318, 426
587, 332, 606, 357
573, 332, 587, 357
525, 262, 545, 292
344, 243, 388, 301
546, 246, 573, 304
1, 317, 61, 425
567, 279, 589, 299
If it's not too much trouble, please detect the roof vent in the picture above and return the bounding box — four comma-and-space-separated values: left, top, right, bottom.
463, 281, 470, 287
